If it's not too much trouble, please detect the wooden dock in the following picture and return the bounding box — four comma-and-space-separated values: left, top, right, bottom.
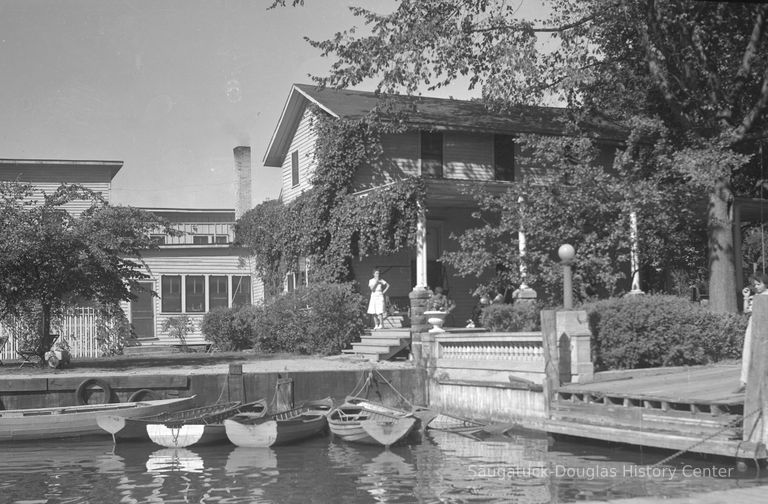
544, 364, 762, 459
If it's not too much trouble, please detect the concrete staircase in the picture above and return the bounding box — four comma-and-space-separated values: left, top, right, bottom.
342, 328, 411, 361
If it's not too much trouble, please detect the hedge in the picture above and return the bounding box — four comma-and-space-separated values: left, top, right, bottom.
583, 294, 747, 371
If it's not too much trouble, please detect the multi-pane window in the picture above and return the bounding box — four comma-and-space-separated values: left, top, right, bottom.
420, 131, 443, 177
160, 274, 251, 313
291, 150, 299, 187
185, 275, 206, 312
209, 276, 229, 310
232, 276, 251, 306
192, 235, 210, 245
494, 134, 515, 181
161, 275, 182, 313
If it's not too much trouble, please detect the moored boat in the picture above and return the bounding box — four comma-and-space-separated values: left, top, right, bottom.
327, 397, 417, 447
98, 400, 246, 443
224, 397, 334, 447
0, 396, 196, 442
145, 399, 267, 448
425, 412, 487, 436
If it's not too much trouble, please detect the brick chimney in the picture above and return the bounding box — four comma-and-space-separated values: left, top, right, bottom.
233, 146, 252, 219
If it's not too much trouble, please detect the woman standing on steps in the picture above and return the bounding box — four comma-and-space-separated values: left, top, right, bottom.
367, 269, 390, 330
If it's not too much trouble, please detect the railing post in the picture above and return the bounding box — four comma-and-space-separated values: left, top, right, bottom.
744, 295, 768, 447
541, 310, 559, 416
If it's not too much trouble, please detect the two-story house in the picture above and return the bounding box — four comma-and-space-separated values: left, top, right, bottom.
263, 84, 627, 325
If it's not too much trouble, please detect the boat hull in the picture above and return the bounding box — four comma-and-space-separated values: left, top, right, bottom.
0, 396, 196, 442
147, 423, 229, 448
225, 413, 328, 447
327, 400, 417, 446
143, 400, 267, 448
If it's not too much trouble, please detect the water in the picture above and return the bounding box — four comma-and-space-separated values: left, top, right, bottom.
0, 429, 766, 503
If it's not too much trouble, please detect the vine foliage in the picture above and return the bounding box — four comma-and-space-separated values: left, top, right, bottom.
236, 110, 425, 296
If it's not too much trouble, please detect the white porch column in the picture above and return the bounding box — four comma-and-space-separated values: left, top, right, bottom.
415, 202, 428, 289
628, 210, 644, 295
514, 196, 537, 301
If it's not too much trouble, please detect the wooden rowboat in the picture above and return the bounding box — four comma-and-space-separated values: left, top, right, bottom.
0, 396, 196, 442
224, 397, 334, 447
98, 400, 246, 443
425, 412, 487, 436
327, 397, 417, 447
145, 399, 267, 448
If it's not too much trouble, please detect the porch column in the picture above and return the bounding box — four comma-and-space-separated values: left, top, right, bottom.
628, 210, 644, 295
514, 197, 537, 303
415, 202, 428, 289
410, 202, 430, 365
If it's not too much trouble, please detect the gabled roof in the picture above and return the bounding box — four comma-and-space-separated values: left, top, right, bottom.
263, 83, 627, 167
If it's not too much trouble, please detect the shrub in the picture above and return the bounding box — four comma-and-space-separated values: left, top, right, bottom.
584, 294, 747, 371
253, 282, 366, 355
479, 302, 542, 331
201, 305, 258, 351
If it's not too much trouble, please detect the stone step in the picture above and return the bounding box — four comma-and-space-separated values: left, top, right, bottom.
368, 328, 410, 337
358, 337, 410, 346
341, 349, 381, 361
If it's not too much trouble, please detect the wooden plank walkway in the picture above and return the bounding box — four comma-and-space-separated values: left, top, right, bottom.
583, 485, 768, 504
559, 364, 744, 405
542, 364, 765, 459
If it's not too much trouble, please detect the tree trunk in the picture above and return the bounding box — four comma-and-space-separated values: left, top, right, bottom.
708, 178, 738, 313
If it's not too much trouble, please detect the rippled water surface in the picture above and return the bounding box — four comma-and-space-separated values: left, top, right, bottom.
1, 429, 766, 503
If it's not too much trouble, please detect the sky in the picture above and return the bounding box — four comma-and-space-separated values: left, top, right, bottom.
0, 0, 539, 210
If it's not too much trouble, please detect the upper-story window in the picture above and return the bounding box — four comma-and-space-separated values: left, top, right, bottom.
192, 235, 210, 245
420, 131, 443, 178
291, 150, 299, 187
494, 134, 515, 182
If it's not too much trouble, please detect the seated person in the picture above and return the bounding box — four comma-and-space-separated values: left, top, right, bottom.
428, 286, 455, 313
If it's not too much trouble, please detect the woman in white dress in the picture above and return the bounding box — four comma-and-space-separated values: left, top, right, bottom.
367, 269, 390, 329
737, 273, 768, 392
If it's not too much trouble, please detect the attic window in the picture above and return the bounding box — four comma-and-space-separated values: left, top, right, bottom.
494, 134, 515, 182
421, 131, 443, 178
291, 150, 299, 187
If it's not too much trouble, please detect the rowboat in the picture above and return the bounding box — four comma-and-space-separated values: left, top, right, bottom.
327, 397, 418, 447
145, 399, 267, 448
224, 397, 334, 447
0, 396, 196, 442
425, 412, 487, 436
98, 400, 252, 443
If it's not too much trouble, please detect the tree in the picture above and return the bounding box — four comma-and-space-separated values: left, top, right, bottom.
0, 182, 172, 363
280, 0, 768, 312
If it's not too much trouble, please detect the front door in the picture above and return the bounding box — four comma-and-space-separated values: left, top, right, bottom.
131, 282, 155, 339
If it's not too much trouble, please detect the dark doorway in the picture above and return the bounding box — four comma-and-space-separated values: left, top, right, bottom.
131, 282, 155, 339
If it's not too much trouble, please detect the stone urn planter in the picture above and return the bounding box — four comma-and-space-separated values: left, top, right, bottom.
424, 310, 448, 333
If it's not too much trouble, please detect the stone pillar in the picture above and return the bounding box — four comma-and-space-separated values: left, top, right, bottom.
409, 288, 431, 365
555, 310, 594, 384
514, 228, 538, 303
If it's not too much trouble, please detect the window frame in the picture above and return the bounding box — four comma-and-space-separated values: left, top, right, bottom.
420, 131, 443, 178
493, 134, 516, 182
291, 150, 299, 187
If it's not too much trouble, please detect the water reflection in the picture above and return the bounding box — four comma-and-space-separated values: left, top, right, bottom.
146, 447, 205, 473
0, 429, 766, 503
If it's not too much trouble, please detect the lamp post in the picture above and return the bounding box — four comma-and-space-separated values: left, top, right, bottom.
558, 244, 575, 309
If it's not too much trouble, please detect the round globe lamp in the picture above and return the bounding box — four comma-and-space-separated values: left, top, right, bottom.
558, 244, 575, 309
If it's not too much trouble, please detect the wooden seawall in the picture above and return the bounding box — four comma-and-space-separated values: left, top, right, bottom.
418, 306, 768, 461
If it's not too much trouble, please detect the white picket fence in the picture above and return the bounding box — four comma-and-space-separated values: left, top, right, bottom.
0, 307, 105, 362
